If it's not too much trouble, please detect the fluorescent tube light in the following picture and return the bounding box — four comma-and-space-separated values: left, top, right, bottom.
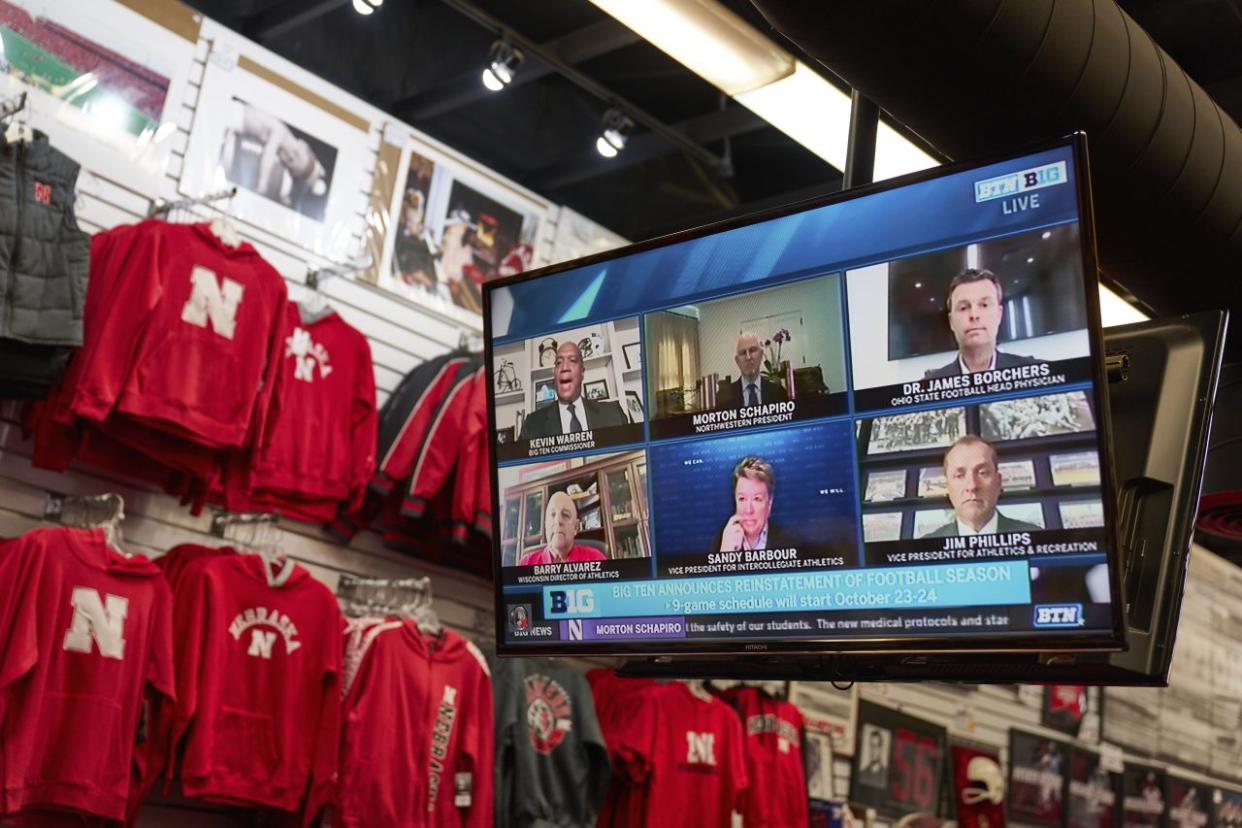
588, 0, 793, 95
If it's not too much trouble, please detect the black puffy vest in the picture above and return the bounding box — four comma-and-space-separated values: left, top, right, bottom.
0, 131, 89, 347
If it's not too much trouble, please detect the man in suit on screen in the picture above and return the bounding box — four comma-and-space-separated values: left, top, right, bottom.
925, 268, 1039, 378
519, 341, 627, 440
715, 331, 789, 409
923, 435, 1042, 537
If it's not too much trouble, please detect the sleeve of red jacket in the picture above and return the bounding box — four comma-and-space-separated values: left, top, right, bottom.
0, 534, 43, 695
450, 370, 487, 542
163, 565, 211, 790
300, 616, 343, 828
244, 264, 290, 452
401, 369, 476, 520
348, 336, 378, 512
462, 642, 494, 828
371, 358, 470, 496
126, 579, 176, 826
473, 433, 493, 538
71, 225, 166, 422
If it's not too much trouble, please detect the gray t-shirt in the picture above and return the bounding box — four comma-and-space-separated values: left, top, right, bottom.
493, 657, 610, 828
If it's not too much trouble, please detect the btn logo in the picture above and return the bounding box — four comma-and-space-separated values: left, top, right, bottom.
548, 588, 595, 616
1033, 603, 1084, 627
974, 161, 1067, 202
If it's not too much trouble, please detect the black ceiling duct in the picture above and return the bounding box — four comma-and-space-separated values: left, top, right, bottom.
750, 0, 1242, 348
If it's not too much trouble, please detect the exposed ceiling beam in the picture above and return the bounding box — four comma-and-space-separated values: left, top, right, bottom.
437, 0, 731, 176
390, 18, 639, 121
245, 0, 349, 42
531, 104, 766, 191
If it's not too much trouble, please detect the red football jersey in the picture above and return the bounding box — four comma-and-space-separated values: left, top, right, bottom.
339, 623, 493, 828
166, 554, 342, 818
0, 528, 174, 823
727, 687, 809, 828
244, 302, 377, 516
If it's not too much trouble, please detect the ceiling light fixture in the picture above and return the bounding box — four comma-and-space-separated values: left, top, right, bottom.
589, 0, 937, 180
596, 109, 632, 158
352, 0, 382, 15
482, 40, 523, 92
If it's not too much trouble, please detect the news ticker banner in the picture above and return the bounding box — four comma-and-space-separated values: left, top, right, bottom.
504, 601, 1100, 645
539, 559, 1030, 619
492, 146, 1081, 341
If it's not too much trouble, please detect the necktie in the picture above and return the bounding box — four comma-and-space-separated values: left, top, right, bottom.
746, 383, 758, 406
567, 402, 583, 433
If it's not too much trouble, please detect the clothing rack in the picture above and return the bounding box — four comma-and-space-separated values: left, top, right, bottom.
306, 253, 374, 290
209, 510, 279, 538
337, 574, 443, 634
148, 186, 238, 219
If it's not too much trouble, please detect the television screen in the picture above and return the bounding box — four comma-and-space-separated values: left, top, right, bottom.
485, 135, 1123, 657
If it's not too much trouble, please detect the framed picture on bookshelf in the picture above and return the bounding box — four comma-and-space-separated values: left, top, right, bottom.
623, 341, 642, 371
585, 379, 609, 401
1050, 451, 1102, 487
535, 380, 556, 409
863, 512, 903, 542
998, 458, 1037, 491
864, 470, 907, 502
917, 466, 947, 498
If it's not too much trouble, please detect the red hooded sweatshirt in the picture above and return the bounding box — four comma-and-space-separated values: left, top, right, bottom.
0, 527, 174, 823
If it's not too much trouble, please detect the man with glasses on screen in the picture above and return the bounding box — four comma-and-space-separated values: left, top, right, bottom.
715, 331, 789, 409
518, 491, 607, 566
519, 341, 627, 440
924, 436, 1041, 537
925, 269, 1038, 378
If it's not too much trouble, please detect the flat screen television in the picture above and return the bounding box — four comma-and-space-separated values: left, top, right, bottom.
485, 134, 1129, 661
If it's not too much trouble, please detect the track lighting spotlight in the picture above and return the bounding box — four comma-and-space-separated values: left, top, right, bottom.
595, 109, 633, 158
351, 0, 382, 15
481, 41, 523, 92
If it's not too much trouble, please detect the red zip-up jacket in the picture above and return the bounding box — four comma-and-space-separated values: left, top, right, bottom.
0, 528, 174, 824
339, 623, 493, 828
401, 365, 481, 520
166, 555, 342, 820
725, 687, 809, 828
448, 368, 488, 542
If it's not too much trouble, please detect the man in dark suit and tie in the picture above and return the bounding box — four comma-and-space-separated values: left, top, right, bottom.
519, 340, 628, 441
924, 269, 1039, 379
922, 435, 1043, 537
715, 330, 789, 409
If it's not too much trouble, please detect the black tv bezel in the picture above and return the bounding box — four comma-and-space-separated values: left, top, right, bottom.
483, 132, 1126, 659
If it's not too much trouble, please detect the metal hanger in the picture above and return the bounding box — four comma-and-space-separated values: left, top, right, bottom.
45, 492, 129, 556
337, 575, 443, 635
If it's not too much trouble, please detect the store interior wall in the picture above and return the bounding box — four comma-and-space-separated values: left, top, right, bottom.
0, 1, 1237, 823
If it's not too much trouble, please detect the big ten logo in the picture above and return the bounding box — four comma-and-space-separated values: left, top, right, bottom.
548, 588, 595, 616
1033, 603, 1083, 627
685, 731, 717, 766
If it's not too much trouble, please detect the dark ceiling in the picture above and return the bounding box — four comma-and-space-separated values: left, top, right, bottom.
181, 0, 1242, 246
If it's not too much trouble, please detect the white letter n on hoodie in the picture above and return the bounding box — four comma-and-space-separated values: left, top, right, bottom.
181, 266, 245, 340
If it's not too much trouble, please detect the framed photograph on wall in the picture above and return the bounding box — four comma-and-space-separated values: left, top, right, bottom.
788, 680, 857, 757
374, 131, 549, 325
181, 47, 374, 259
1009, 730, 1069, 827
999, 458, 1038, 491
0, 0, 195, 193
849, 700, 948, 818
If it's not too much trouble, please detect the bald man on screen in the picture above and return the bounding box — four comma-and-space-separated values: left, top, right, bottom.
518, 491, 608, 566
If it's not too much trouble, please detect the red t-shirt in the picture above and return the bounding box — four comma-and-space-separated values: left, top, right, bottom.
600, 682, 749, 828
726, 687, 808, 828
0, 528, 174, 823
518, 545, 607, 567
